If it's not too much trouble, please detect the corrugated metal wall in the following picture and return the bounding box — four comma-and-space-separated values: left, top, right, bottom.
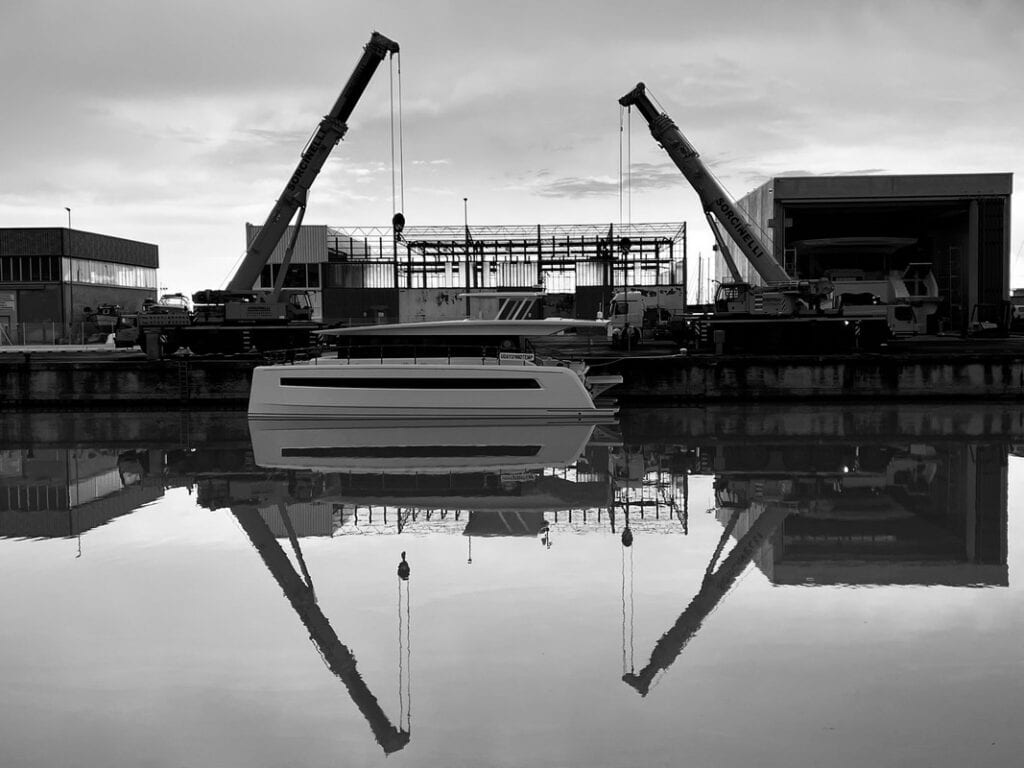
244, 224, 329, 265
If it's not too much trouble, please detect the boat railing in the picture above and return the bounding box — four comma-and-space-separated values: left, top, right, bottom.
317, 343, 539, 366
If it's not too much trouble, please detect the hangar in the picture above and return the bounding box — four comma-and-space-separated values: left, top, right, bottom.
726, 173, 1013, 333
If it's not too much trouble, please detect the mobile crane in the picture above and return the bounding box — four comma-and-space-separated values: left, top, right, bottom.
618, 83, 891, 353
137, 32, 400, 357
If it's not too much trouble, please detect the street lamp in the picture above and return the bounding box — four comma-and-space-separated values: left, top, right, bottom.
463, 197, 470, 315
64, 207, 73, 341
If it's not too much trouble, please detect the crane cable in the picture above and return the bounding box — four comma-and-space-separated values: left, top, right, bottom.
398, 575, 411, 733
618, 107, 633, 230
622, 106, 632, 228
618, 105, 633, 288
398, 52, 406, 215
618, 106, 624, 235
389, 51, 406, 219
620, 509, 635, 676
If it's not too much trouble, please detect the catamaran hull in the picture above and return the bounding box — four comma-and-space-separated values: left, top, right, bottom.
248, 361, 617, 420
248, 417, 599, 473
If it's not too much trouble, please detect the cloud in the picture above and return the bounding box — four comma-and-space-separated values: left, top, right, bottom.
734, 167, 890, 186
532, 162, 681, 199
533, 176, 618, 199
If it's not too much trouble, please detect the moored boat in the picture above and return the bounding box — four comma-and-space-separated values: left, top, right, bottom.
247, 355, 617, 420
248, 294, 622, 419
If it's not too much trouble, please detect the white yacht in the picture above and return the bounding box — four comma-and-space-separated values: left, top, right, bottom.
247, 293, 622, 420
248, 353, 618, 420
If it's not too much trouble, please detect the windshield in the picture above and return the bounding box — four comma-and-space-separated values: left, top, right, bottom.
289, 292, 312, 309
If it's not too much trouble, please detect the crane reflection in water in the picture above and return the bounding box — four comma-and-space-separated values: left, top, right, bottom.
0, 404, 1015, 752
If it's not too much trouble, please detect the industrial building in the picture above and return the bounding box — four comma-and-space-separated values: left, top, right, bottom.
719, 173, 1013, 333
0, 228, 158, 344
245, 221, 686, 324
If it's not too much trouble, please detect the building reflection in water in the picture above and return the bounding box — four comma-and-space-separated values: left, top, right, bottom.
0, 446, 162, 540
0, 404, 1017, 746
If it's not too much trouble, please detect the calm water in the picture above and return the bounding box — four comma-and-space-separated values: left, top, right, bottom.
1, 404, 1022, 768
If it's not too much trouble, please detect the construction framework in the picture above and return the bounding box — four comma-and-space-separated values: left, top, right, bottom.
324, 222, 686, 293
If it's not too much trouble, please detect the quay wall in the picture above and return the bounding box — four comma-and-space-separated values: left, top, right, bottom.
609, 352, 1024, 403
5, 402, 1021, 448
618, 403, 1024, 442
0, 409, 252, 447
1, 357, 251, 409
2, 350, 1024, 408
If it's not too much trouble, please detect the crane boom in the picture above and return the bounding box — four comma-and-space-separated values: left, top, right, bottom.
232, 506, 410, 754
622, 504, 791, 696
227, 31, 400, 293
619, 83, 791, 285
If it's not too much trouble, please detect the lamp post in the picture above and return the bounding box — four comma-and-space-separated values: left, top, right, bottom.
463, 197, 470, 316
65, 207, 73, 342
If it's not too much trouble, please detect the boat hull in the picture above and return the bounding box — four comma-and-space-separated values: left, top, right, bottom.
247, 360, 617, 420
248, 417, 599, 472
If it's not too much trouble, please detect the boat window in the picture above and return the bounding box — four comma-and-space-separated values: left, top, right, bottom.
280, 377, 542, 389
282, 445, 543, 458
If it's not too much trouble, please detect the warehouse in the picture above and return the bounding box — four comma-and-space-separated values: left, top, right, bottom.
0, 228, 158, 344
722, 173, 1013, 333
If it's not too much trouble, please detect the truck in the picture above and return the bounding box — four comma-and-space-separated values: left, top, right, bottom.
1010, 288, 1024, 332
618, 83, 936, 353
136, 32, 400, 357
606, 286, 688, 346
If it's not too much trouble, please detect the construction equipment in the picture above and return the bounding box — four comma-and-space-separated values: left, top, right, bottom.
618, 83, 933, 352
137, 32, 399, 357
606, 286, 688, 346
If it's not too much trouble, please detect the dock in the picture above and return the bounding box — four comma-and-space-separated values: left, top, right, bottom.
3, 334, 1024, 409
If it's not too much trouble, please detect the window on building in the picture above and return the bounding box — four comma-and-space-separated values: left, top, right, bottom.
61, 258, 157, 289
0, 256, 62, 283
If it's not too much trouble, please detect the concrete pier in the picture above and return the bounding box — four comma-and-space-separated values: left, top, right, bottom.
2, 340, 1023, 408
1, 353, 252, 409
604, 348, 1024, 403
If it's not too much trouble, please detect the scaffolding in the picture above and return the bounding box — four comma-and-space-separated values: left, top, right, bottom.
324, 222, 686, 292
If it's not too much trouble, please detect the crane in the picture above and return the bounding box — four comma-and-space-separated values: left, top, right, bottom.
618, 83, 895, 352
619, 82, 791, 288
228, 31, 400, 297
618, 83, 839, 318
138, 32, 399, 357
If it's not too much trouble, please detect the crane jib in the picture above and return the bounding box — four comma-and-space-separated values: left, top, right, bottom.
286, 121, 346, 196
711, 196, 767, 261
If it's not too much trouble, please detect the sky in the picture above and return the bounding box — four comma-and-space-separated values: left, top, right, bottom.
1, 0, 1022, 297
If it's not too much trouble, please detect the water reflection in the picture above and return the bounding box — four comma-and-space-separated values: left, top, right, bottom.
230, 505, 411, 753
0, 404, 1019, 759
1, 405, 1014, 582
